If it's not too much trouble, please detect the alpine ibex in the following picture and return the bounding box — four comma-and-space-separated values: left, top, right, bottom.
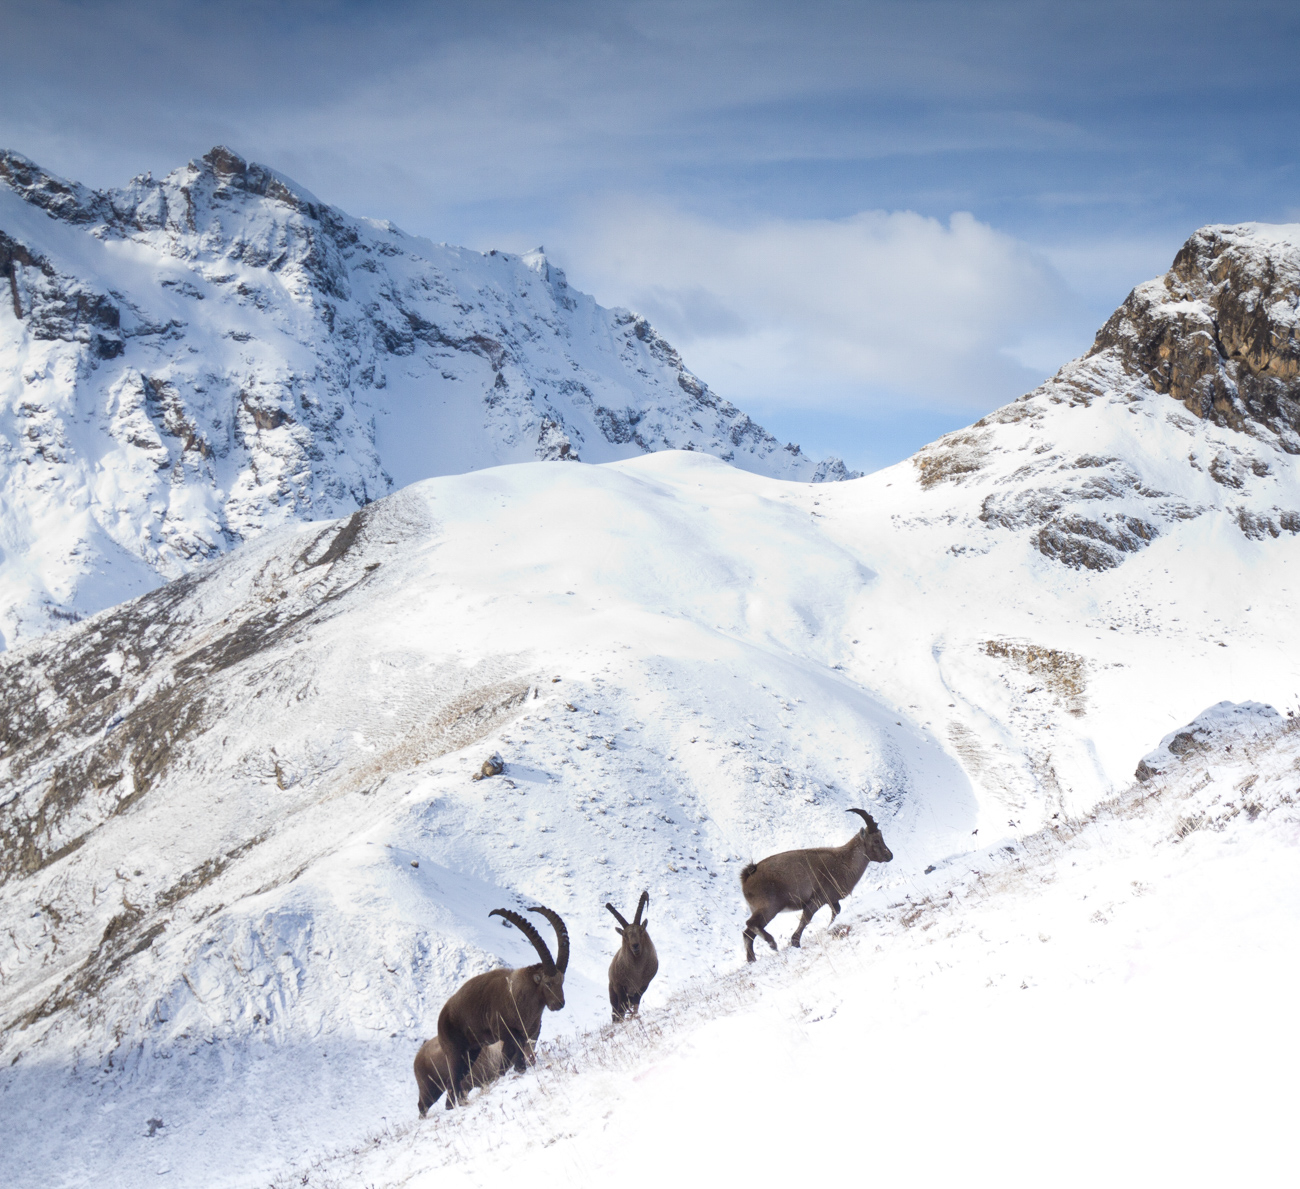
430, 905, 569, 1109
414, 1039, 504, 1117
606, 891, 658, 1021
741, 808, 892, 962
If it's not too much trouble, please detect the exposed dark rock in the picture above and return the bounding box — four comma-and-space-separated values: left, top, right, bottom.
914, 431, 990, 488
536, 416, 579, 461
1033, 514, 1157, 572
471, 752, 505, 781
0, 230, 123, 356
1236, 506, 1300, 540
1089, 225, 1300, 449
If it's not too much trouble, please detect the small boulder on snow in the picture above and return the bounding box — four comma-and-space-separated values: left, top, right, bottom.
472, 752, 505, 781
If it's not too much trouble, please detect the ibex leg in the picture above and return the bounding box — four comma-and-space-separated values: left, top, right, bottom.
499, 1030, 533, 1074
744, 910, 779, 961
826, 897, 842, 925
790, 904, 818, 948
443, 1045, 474, 1109
416, 1075, 443, 1118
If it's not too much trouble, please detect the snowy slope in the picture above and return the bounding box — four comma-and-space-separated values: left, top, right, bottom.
3, 222, 1300, 1187
0, 147, 850, 647
293, 702, 1300, 1189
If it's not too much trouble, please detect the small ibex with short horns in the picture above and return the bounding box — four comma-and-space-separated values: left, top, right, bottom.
414, 1039, 504, 1117
740, 808, 892, 962
605, 891, 658, 1021
421, 904, 569, 1111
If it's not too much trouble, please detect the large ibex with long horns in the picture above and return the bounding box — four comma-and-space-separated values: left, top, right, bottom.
740, 809, 892, 962
420, 905, 569, 1112
605, 891, 658, 1021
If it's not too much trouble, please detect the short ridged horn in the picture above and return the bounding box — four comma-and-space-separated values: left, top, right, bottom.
529, 905, 569, 973
634, 890, 649, 926
606, 902, 630, 928
489, 907, 555, 975
847, 807, 877, 830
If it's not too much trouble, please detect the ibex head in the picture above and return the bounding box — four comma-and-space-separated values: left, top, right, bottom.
606, 891, 651, 957
489, 905, 570, 1011
847, 808, 893, 863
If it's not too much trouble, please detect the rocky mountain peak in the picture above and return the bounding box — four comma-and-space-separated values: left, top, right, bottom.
908, 221, 1300, 572
0, 148, 853, 647
188, 144, 326, 213
1089, 223, 1300, 450
0, 150, 103, 224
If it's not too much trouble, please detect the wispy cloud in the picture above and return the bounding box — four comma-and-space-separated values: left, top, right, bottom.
552, 201, 1090, 415
1, 0, 1295, 469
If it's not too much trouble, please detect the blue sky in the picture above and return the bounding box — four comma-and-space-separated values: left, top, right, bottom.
3, 0, 1298, 472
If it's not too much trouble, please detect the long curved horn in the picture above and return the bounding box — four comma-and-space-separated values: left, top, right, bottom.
489, 908, 555, 975
634, 890, 649, 926
606, 902, 630, 928
847, 807, 877, 830
529, 906, 569, 973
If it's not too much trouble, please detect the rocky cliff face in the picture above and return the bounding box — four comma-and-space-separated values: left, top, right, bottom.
910, 222, 1300, 572
1092, 223, 1300, 444
0, 147, 851, 647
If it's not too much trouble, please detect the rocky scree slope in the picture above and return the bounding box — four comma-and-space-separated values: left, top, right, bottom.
0, 146, 851, 646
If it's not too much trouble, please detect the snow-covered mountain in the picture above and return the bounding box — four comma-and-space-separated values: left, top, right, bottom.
0, 146, 851, 647
909, 220, 1300, 571
2, 222, 1299, 1188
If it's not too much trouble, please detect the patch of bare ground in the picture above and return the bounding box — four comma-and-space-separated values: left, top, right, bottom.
983, 639, 1087, 716
912, 432, 991, 489
945, 721, 1034, 816
345, 679, 536, 794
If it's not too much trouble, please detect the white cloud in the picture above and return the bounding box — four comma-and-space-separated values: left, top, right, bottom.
550, 202, 1095, 417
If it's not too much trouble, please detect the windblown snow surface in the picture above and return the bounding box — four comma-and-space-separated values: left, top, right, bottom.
3, 222, 1300, 1187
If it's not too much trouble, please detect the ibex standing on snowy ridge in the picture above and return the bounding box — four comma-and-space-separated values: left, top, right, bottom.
606, 891, 658, 1021
740, 808, 892, 962
419, 905, 569, 1112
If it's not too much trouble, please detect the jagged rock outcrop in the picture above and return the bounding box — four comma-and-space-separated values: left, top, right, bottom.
909, 222, 1300, 571
0, 146, 852, 646
1090, 224, 1300, 450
